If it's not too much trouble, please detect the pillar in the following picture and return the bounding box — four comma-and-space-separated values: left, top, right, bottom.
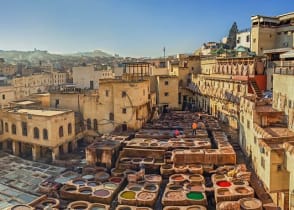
52, 147, 59, 162
71, 141, 78, 152
32, 145, 41, 161
2, 141, 8, 150
63, 143, 69, 154
12, 141, 20, 156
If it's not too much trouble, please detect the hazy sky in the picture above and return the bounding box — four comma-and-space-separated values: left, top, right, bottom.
0, 0, 293, 57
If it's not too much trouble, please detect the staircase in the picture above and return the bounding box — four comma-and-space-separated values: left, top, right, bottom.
249, 80, 263, 98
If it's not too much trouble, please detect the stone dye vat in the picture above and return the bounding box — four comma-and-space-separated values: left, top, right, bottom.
118, 182, 160, 207
163, 205, 207, 210
67, 201, 109, 210
162, 175, 207, 207
60, 170, 124, 204
216, 198, 262, 210
116, 205, 153, 210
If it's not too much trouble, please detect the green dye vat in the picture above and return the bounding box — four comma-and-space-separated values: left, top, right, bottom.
120, 191, 136, 199
186, 192, 204, 200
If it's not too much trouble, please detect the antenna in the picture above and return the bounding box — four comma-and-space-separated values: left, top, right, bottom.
163, 46, 166, 59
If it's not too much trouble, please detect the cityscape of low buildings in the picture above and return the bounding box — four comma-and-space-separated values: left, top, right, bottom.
0, 9, 294, 210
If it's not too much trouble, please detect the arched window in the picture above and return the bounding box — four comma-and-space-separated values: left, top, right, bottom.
4, 122, 8, 133
87, 119, 91, 129
93, 119, 98, 131
34, 127, 39, 139
59, 126, 64, 137
43, 129, 48, 140
0, 120, 3, 134
11, 124, 16, 135
68, 123, 72, 135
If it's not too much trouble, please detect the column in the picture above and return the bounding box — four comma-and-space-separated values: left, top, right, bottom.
12, 141, 20, 156
71, 141, 78, 152
52, 147, 59, 162
2, 141, 8, 150
63, 143, 69, 154
32, 145, 41, 161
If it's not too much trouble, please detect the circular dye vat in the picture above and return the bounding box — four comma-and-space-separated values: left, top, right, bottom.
64, 185, 77, 192
90, 207, 106, 210
168, 185, 182, 190
73, 179, 86, 186
235, 187, 250, 194
94, 189, 110, 197
216, 180, 231, 187
186, 206, 202, 210
145, 175, 161, 182
95, 172, 110, 182
144, 157, 154, 162
165, 208, 181, 210
69, 201, 89, 210
120, 191, 136, 199
104, 182, 118, 190
137, 191, 155, 200
87, 181, 98, 187
79, 189, 92, 194
186, 192, 204, 200
217, 188, 231, 195
240, 198, 262, 209
144, 184, 157, 191
170, 174, 185, 182
162, 164, 172, 169
109, 177, 122, 183
233, 181, 245, 185
40, 200, 57, 207
118, 207, 132, 210
189, 175, 203, 182
11, 205, 32, 210
165, 191, 185, 200
82, 174, 94, 180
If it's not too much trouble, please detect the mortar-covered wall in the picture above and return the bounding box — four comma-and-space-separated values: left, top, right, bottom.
0, 109, 75, 148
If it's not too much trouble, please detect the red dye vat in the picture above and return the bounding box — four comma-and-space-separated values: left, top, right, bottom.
216, 181, 231, 187
110, 177, 122, 183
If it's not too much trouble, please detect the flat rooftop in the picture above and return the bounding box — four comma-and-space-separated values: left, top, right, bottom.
255, 105, 283, 114
8, 108, 70, 116
13, 100, 37, 105
264, 127, 294, 138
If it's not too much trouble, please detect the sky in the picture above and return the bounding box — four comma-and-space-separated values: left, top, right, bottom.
0, 0, 293, 57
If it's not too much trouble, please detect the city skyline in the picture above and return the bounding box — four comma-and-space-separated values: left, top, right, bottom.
0, 0, 293, 57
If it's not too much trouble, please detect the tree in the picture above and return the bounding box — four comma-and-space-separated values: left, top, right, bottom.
226, 22, 238, 49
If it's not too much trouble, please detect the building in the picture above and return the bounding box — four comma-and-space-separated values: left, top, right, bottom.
0, 86, 15, 108
0, 106, 76, 161
251, 12, 294, 56
72, 65, 114, 89
236, 28, 251, 49
190, 55, 266, 129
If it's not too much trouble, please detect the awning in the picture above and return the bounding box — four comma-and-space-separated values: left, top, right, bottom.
263, 47, 292, 54
280, 50, 294, 59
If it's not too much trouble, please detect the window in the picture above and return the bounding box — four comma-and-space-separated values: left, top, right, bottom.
55, 99, 59, 108
164, 81, 169, 85
33, 127, 39, 139
254, 136, 257, 144
59, 126, 64, 137
247, 120, 250, 129
277, 164, 282, 171
105, 90, 109, 97
22, 122, 27, 136
2, 94, 5, 100
5, 123, 8, 133
43, 129, 48, 140
289, 100, 292, 108
253, 38, 256, 43
143, 89, 145, 96
261, 156, 265, 169
12, 124, 16, 135
122, 108, 127, 114
122, 91, 126, 97
93, 119, 98, 131
246, 35, 250, 42
87, 119, 91, 129
164, 92, 169, 96
68, 123, 72, 135
109, 113, 114, 121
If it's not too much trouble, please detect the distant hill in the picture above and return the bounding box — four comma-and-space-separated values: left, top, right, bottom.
0, 49, 112, 63
67, 50, 112, 58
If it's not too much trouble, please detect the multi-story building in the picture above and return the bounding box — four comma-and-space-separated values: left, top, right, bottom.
0, 86, 15, 108
251, 12, 294, 56
191, 55, 266, 128
0, 105, 76, 162
72, 65, 114, 89
236, 28, 251, 49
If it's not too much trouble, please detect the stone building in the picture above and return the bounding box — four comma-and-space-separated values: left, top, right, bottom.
0, 106, 76, 161
72, 65, 114, 89
251, 12, 294, 56
0, 86, 15, 108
